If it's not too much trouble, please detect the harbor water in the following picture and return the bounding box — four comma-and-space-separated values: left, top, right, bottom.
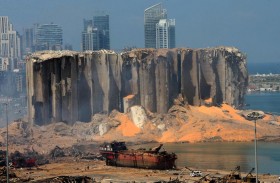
244, 92, 280, 115
131, 142, 280, 175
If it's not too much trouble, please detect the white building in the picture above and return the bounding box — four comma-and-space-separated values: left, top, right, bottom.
82, 23, 99, 51
0, 16, 21, 71
156, 19, 176, 48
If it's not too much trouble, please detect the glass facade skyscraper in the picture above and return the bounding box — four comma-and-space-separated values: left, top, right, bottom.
144, 3, 167, 48
82, 14, 110, 51
35, 23, 63, 51
22, 28, 34, 55
144, 3, 175, 49
93, 15, 110, 50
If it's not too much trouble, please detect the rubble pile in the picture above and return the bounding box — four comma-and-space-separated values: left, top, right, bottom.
10, 150, 49, 168
49, 145, 104, 161
32, 176, 96, 183
0, 167, 31, 182
0, 103, 279, 152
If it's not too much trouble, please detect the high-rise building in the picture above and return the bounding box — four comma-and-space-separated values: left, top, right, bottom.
144, 3, 167, 48
81, 14, 110, 51
156, 19, 176, 48
35, 23, 63, 51
82, 23, 99, 51
0, 16, 21, 71
83, 19, 93, 32
22, 28, 35, 55
93, 14, 110, 50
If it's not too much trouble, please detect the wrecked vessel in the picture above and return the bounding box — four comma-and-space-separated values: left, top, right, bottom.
99, 142, 177, 170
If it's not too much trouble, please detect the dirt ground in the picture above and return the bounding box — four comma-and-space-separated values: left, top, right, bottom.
11, 157, 280, 182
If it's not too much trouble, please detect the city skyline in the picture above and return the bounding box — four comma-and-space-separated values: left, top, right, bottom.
82, 14, 110, 51
0, 0, 280, 63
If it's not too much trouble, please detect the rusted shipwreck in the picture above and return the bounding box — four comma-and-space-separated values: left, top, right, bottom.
99, 142, 177, 169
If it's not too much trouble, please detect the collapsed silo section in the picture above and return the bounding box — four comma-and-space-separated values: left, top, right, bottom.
91, 50, 122, 115
154, 49, 179, 113
27, 51, 80, 125
195, 49, 215, 103
219, 47, 248, 107
121, 48, 180, 113
76, 53, 92, 122
138, 49, 157, 112
180, 49, 200, 106
120, 51, 141, 113
33, 61, 51, 125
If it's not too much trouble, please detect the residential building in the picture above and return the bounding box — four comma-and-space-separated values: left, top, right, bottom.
35, 23, 63, 51
0, 16, 21, 71
144, 3, 167, 48
156, 19, 175, 48
82, 24, 99, 51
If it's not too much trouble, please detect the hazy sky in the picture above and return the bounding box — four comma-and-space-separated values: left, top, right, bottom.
1, 0, 280, 63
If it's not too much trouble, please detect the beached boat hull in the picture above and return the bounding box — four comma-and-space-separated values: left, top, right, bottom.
100, 142, 177, 170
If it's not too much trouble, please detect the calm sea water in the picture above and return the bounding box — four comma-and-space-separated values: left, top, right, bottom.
247, 62, 280, 75
244, 92, 280, 115
130, 142, 280, 175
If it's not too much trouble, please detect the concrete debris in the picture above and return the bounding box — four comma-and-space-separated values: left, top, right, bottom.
50, 146, 65, 159
32, 176, 96, 183
47, 144, 103, 161
173, 94, 187, 106
30, 50, 79, 63
130, 106, 148, 129
98, 123, 109, 136
0, 167, 30, 182
157, 124, 166, 131
0, 150, 5, 166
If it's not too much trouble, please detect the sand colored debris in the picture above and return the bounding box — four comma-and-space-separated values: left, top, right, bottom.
0, 103, 279, 156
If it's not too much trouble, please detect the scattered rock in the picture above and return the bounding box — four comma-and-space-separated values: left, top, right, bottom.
130, 106, 147, 129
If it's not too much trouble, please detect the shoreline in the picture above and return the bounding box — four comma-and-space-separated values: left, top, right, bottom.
10, 158, 280, 182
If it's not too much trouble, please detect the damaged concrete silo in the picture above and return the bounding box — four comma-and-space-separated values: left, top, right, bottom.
26, 47, 248, 125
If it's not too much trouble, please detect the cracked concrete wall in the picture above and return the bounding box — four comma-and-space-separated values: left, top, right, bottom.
180, 47, 248, 107
27, 47, 248, 125
121, 49, 179, 113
